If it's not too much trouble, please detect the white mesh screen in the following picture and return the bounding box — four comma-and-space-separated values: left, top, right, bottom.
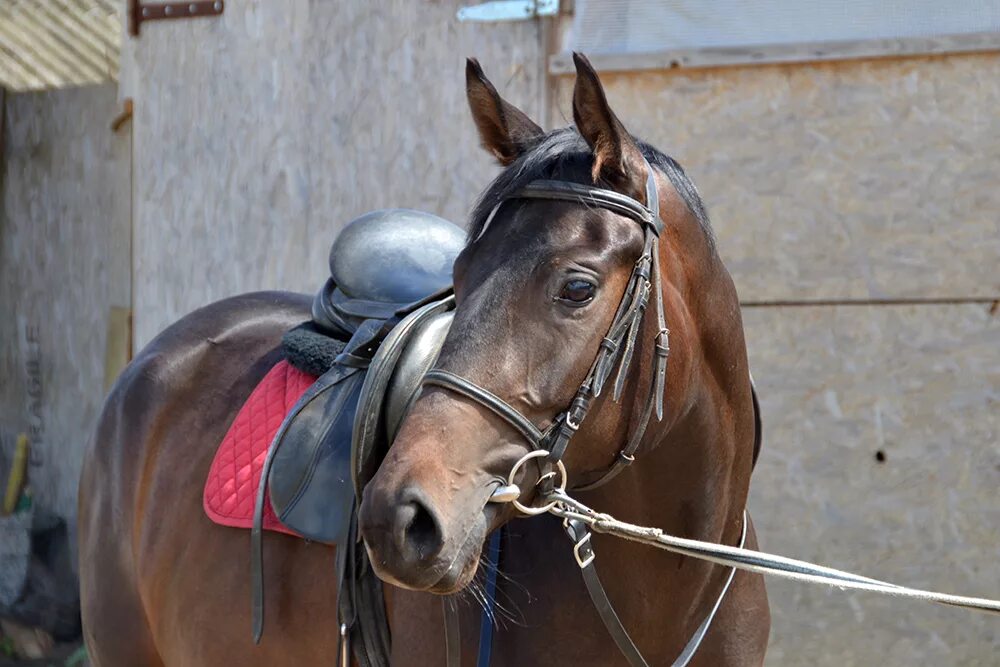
570, 0, 1000, 55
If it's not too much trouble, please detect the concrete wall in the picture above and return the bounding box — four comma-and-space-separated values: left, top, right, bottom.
549, 54, 999, 663
121, 0, 544, 348
0, 84, 129, 528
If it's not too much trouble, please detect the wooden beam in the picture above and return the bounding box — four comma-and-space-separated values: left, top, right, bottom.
550, 32, 1000, 74
16, 3, 115, 81
0, 19, 92, 86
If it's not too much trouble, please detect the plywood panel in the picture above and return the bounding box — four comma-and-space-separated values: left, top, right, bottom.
744, 303, 999, 665
0, 84, 130, 527
553, 54, 1000, 302
126, 0, 543, 348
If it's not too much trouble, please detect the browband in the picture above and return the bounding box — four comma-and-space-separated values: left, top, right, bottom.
473, 156, 663, 243
517, 181, 656, 227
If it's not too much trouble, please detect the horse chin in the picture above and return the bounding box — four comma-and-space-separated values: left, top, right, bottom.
426, 540, 485, 594
424, 512, 490, 594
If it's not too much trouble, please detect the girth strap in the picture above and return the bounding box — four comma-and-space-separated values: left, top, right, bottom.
442, 529, 504, 667
476, 529, 503, 667
250, 363, 362, 643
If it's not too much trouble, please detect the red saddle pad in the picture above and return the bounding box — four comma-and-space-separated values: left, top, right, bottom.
203, 360, 318, 535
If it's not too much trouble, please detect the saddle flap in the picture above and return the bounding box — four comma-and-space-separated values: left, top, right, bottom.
352, 299, 455, 503
267, 364, 363, 544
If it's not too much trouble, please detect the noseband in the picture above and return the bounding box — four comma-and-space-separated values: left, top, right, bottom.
423, 157, 669, 494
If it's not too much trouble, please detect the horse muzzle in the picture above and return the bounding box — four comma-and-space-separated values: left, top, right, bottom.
358, 476, 491, 593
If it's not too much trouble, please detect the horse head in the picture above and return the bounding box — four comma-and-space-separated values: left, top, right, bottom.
358, 54, 755, 595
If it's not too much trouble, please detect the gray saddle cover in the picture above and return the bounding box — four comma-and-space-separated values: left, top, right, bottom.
312, 208, 465, 336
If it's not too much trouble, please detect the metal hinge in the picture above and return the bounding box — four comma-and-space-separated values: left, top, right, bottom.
457, 0, 558, 22
129, 0, 225, 36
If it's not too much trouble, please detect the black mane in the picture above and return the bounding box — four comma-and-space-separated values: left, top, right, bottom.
467, 127, 713, 246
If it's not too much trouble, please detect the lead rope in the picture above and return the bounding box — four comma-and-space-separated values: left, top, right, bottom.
540, 489, 1000, 614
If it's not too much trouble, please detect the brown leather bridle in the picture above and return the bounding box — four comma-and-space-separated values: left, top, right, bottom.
423, 156, 669, 494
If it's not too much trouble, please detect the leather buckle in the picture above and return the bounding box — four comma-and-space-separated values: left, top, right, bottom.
564, 411, 581, 431
572, 530, 595, 568
634, 254, 652, 273
338, 622, 350, 667
655, 328, 670, 356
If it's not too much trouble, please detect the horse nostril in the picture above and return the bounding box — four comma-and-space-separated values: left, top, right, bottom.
405, 502, 441, 559
398, 488, 443, 562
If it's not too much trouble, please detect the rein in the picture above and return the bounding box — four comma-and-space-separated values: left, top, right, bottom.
420, 158, 1000, 667
544, 488, 1000, 614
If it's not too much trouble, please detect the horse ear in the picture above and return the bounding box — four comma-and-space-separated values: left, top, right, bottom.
466, 58, 544, 166
571, 52, 645, 193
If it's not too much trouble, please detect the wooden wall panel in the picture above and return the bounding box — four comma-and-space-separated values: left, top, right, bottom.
117, 7, 998, 664
124, 0, 543, 348
0, 84, 129, 527
552, 54, 1000, 302
744, 303, 999, 664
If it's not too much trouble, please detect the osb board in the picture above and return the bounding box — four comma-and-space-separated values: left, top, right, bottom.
0, 84, 130, 527
124, 0, 543, 348
552, 54, 1000, 302
744, 303, 999, 665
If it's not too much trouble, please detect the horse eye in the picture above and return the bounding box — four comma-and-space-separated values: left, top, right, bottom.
558, 279, 596, 305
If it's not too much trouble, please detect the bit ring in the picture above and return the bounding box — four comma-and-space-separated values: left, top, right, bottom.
507, 450, 567, 516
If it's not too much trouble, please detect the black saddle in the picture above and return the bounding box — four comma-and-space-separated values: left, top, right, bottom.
250, 209, 463, 658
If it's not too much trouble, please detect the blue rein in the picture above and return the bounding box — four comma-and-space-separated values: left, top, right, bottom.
476, 529, 503, 667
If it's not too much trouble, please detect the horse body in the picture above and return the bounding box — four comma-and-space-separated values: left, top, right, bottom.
80, 55, 770, 666
79, 293, 343, 665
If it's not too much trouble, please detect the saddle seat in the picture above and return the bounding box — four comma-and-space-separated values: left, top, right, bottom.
312, 208, 466, 335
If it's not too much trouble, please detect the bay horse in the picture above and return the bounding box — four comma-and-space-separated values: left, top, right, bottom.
78, 55, 769, 665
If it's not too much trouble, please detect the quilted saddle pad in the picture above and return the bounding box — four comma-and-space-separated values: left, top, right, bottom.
204, 360, 318, 535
